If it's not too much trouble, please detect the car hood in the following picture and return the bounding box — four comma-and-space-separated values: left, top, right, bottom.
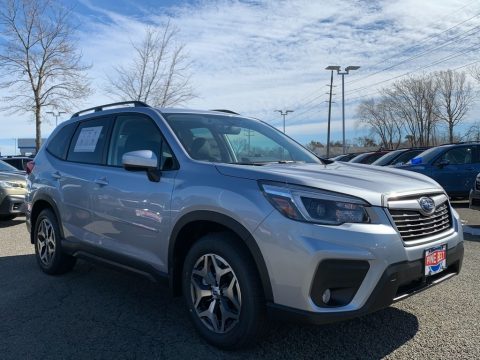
0, 171, 27, 183
215, 162, 443, 206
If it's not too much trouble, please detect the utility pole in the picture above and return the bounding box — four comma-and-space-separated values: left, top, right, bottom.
46, 110, 66, 127
274, 110, 294, 133
325, 66, 340, 158
336, 66, 360, 154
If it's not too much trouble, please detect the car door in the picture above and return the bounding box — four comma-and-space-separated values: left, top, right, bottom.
431, 145, 476, 196
59, 116, 114, 244
90, 113, 178, 273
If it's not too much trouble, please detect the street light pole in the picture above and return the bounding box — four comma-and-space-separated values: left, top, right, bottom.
336, 66, 360, 154
46, 110, 66, 127
275, 110, 294, 133
325, 66, 340, 158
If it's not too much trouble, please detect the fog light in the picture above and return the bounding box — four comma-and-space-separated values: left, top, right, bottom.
322, 288, 331, 304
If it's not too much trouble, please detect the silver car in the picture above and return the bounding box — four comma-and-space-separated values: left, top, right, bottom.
26, 102, 464, 349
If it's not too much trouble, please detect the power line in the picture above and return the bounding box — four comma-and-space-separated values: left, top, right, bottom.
344, 42, 480, 95
346, 20, 480, 89
290, 1, 480, 108
347, 11, 480, 86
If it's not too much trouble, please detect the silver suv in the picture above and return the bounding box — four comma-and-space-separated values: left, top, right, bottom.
26, 102, 464, 349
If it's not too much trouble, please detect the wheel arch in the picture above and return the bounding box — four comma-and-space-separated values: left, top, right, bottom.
30, 195, 64, 244
168, 210, 273, 302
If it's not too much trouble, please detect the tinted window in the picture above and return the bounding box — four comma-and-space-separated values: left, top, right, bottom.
107, 114, 176, 170
67, 117, 112, 164
47, 122, 77, 160
437, 146, 475, 165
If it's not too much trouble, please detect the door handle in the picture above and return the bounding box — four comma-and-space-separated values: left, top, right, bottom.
94, 177, 109, 186
52, 171, 62, 179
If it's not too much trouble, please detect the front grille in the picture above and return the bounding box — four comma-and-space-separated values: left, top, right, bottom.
389, 202, 452, 242
476, 179, 480, 191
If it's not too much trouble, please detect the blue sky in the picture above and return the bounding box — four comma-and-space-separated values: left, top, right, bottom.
1, 0, 479, 155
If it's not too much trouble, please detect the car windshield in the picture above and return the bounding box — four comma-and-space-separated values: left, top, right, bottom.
392, 149, 425, 165
409, 147, 444, 164
350, 152, 371, 163
163, 113, 321, 165
0, 159, 18, 172
371, 150, 404, 166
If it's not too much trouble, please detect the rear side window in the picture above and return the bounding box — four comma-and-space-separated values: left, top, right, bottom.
67, 117, 113, 165
47, 122, 77, 160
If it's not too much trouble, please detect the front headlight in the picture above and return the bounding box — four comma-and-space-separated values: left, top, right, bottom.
0, 181, 22, 189
260, 182, 370, 225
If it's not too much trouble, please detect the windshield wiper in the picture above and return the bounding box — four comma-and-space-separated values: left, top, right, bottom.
228, 160, 303, 166
228, 162, 268, 166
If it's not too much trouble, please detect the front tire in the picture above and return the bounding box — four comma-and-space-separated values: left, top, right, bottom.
182, 233, 266, 350
34, 209, 76, 275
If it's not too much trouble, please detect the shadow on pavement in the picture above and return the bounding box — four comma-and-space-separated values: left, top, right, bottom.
451, 201, 469, 209
0, 255, 419, 360
0, 218, 25, 229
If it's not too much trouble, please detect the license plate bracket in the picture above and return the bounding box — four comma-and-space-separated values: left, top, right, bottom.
424, 244, 447, 276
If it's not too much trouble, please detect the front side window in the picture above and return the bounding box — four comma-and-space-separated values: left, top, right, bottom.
67, 117, 112, 165
437, 147, 474, 165
108, 114, 176, 170
163, 113, 320, 164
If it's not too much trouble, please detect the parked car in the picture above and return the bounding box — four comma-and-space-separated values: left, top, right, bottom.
26, 102, 464, 349
372, 148, 428, 167
349, 150, 392, 164
399, 143, 480, 199
0, 160, 27, 221
469, 173, 480, 210
330, 153, 359, 162
1, 156, 34, 171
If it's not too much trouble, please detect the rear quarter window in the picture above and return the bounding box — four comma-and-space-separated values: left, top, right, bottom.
47, 122, 78, 160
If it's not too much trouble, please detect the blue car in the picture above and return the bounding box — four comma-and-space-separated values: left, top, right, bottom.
399, 143, 480, 198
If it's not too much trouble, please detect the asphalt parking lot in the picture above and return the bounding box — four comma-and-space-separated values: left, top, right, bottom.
1, 206, 479, 360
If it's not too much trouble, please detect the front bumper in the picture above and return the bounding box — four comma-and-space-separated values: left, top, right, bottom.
254, 205, 464, 317
469, 189, 480, 210
0, 194, 25, 215
267, 242, 463, 324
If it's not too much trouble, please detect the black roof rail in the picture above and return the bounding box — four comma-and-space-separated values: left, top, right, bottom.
71, 101, 150, 118
210, 109, 240, 115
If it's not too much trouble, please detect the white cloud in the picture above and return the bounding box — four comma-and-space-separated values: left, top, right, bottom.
1, 0, 479, 155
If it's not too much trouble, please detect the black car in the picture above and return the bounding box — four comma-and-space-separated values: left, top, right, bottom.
330, 153, 359, 162
371, 148, 428, 167
469, 173, 480, 210
349, 150, 392, 164
0, 156, 33, 171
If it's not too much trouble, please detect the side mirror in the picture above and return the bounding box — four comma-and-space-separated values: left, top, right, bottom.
122, 150, 160, 182
437, 159, 450, 168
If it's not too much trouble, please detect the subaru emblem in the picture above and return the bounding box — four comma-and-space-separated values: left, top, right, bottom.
418, 197, 435, 215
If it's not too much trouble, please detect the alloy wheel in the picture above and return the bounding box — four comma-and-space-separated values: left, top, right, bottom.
190, 253, 241, 333
36, 218, 56, 267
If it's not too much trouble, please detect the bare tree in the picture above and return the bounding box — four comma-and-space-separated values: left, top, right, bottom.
435, 70, 474, 143
0, 0, 91, 151
464, 121, 480, 142
357, 98, 402, 149
382, 75, 439, 147
469, 64, 480, 83
106, 23, 195, 107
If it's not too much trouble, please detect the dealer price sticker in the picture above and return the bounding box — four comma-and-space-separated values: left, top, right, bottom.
424, 244, 447, 276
